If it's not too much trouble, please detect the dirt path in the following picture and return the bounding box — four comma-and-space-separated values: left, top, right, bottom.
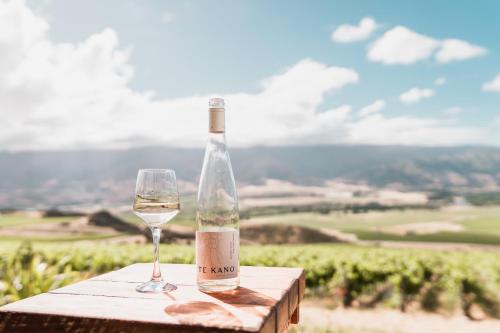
294, 306, 500, 333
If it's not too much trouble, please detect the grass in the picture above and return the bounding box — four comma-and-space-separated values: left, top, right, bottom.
457, 217, 500, 235
2, 206, 500, 245
241, 206, 500, 245
0, 233, 123, 242
0, 213, 123, 242
345, 229, 500, 245
0, 215, 80, 228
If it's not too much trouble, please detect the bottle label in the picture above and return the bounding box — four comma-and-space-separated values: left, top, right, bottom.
196, 230, 239, 280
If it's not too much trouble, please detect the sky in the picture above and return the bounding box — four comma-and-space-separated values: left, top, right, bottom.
1, 0, 499, 150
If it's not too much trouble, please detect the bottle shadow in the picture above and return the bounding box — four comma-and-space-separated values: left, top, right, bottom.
206, 286, 277, 307
163, 287, 277, 327
164, 301, 243, 327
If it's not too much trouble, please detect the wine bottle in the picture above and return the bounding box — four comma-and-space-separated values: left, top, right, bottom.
196, 98, 239, 292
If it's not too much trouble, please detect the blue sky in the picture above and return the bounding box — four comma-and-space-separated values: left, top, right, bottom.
1, 0, 499, 149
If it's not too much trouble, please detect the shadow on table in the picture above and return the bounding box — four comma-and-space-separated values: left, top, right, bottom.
163, 287, 276, 327
207, 287, 276, 306
164, 301, 243, 327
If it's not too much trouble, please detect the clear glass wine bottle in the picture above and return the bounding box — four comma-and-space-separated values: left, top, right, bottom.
196, 98, 240, 292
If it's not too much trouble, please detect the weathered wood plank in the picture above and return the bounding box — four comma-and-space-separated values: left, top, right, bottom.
1, 293, 267, 331
49, 280, 287, 305
259, 308, 277, 333
291, 307, 299, 324
0, 311, 255, 333
0, 264, 305, 333
298, 270, 306, 300
275, 293, 290, 332
90, 264, 197, 284
288, 279, 299, 319
291, 269, 305, 324
91, 264, 303, 284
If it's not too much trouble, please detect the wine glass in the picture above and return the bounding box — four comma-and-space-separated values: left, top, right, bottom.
133, 169, 180, 293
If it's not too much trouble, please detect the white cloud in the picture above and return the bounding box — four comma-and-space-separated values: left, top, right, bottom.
435, 39, 487, 64
434, 77, 446, 86
328, 105, 352, 118
359, 99, 386, 117
0, 0, 490, 150
347, 115, 480, 146
444, 106, 462, 115
0, 0, 362, 149
482, 74, 500, 92
332, 17, 377, 43
368, 26, 486, 65
367, 26, 439, 65
399, 88, 435, 104
161, 11, 175, 23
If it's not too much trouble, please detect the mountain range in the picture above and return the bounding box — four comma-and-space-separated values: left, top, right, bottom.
1, 145, 499, 208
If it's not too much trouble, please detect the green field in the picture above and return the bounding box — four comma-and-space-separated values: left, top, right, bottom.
242, 206, 500, 245
0, 215, 78, 228
1, 206, 500, 245
0, 233, 123, 242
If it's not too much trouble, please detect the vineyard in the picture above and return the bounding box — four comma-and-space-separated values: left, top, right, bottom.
1, 241, 499, 319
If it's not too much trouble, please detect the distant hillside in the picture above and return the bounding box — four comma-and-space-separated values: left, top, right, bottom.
1, 145, 500, 208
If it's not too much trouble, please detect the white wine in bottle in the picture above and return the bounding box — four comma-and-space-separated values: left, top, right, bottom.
196, 98, 239, 292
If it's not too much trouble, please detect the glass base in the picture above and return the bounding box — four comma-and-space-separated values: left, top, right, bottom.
136, 280, 177, 293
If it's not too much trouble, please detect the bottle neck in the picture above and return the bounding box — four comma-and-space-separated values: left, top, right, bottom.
208, 132, 227, 147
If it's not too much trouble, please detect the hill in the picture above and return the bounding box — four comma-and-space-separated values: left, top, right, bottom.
1, 145, 500, 208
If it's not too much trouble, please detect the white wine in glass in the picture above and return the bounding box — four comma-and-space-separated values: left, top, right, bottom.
133, 195, 180, 228
133, 169, 180, 293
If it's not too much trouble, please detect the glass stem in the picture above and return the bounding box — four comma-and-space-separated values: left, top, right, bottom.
151, 227, 162, 282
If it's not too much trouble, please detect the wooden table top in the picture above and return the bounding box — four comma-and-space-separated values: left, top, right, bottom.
0, 264, 305, 333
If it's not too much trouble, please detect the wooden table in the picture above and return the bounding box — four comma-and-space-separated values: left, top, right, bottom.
0, 264, 305, 333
